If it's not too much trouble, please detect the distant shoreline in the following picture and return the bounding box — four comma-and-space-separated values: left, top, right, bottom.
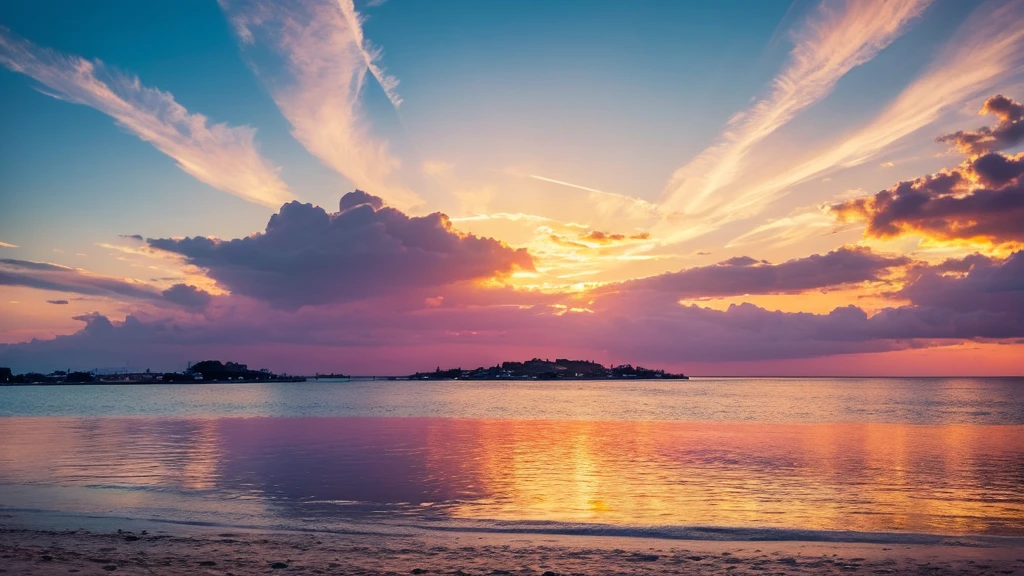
4, 375, 1024, 387
0, 377, 309, 387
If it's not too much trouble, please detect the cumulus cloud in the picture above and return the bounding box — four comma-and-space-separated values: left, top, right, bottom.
220, 0, 419, 208
896, 251, 1024, 317
162, 283, 214, 310
937, 94, 1024, 155
148, 190, 533, 309
616, 246, 908, 298
832, 149, 1024, 246
0, 259, 211, 310
0, 27, 293, 208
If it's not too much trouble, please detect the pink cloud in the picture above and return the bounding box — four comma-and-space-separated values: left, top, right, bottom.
148, 191, 533, 309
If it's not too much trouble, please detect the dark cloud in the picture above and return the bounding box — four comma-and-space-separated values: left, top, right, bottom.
616, 247, 908, 298
1, 259, 67, 272
148, 191, 533, 309
895, 252, 1024, 317
0, 258, 166, 301
0, 258, 210, 310
832, 151, 1024, 245
119, 234, 144, 242
4, 247, 1020, 372
338, 189, 384, 211
162, 284, 213, 310
937, 94, 1024, 155
720, 256, 763, 267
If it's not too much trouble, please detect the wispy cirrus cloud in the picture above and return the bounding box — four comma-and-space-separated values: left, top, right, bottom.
336, 0, 402, 109
720, 0, 1024, 220
220, 0, 420, 208
0, 241, 18, 249
528, 174, 661, 221
660, 0, 931, 217
0, 258, 212, 310
0, 27, 294, 208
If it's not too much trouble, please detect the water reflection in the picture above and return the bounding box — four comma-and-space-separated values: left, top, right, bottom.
1, 417, 1022, 536
2, 377, 1023, 423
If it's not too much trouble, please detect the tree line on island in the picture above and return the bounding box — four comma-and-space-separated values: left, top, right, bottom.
1, 358, 686, 385
409, 358, 687, 380
0, 360, 300, 385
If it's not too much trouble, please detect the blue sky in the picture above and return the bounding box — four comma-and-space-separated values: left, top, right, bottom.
0, 0, 986, 256
1, 0, 1023, 375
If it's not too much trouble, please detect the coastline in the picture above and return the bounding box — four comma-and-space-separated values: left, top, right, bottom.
2, 522, 1022, 575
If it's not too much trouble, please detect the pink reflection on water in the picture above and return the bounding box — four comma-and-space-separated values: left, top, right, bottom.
0, 417, 1022, 536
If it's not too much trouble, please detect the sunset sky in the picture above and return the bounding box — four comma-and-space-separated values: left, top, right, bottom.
1, 0, 1022, 375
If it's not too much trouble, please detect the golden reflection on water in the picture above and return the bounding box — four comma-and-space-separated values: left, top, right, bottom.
420, 420, 1024, 535
0, 417, 1021, 536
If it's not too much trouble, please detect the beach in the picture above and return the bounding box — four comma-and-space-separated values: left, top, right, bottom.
3, 525, 1023, 576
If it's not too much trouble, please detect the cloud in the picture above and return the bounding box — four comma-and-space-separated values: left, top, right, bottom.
148, 190, 533, 309
0, 241, 17, 248
832, 149, 1024, 247
895, 251, 1024, 317
527, 174, 660, 220
580, 230, 651, 245
0, 27, 293, 208
660, 0, 931, 216
546, 229, 652, 251
220, 0, 419, 208
0, 258, 212, 310
700, 0, 1024, 229
46, 299, 69, 305
725, 205, 840, 249
4, 249, 1021, 372
335, 0, 402, 108
937, 94, 1024, 155
616, 246, 909, 299
162, 283, 214, 310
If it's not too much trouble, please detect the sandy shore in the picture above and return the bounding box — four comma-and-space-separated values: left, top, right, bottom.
1, 525, 1023, 575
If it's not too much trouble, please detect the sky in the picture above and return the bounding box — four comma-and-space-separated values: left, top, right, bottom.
1, 0, 1023, 376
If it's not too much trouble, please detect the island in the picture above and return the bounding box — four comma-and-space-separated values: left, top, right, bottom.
0, 360, 304, 385
409, 358, 688, 380
1, 358, 686, 385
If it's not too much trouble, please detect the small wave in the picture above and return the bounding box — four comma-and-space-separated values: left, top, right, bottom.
392, 518, 1021, 546
4, 504, 1022, 548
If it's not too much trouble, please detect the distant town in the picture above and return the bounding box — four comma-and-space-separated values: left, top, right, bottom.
0, 360, 305, 385
0, 358, 686, 385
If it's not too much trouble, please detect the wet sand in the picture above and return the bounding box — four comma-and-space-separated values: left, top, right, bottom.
2, 526, 1023, 575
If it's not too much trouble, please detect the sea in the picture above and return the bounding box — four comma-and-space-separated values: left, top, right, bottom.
1, 377, 1023, 543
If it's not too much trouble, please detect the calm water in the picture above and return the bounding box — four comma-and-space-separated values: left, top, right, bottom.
1, 378, 1023, 541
